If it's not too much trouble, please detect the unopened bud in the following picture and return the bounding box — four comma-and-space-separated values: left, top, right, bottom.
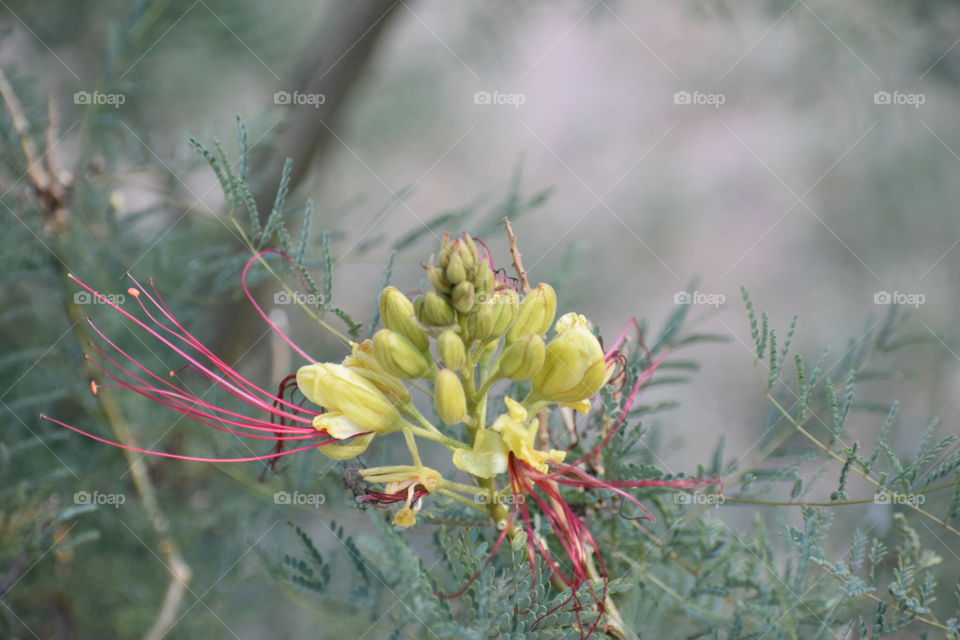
427, 267, 451, 294
380, 287, 429, 351
445, 251, 467, 284
438, 330, 466, 370
489, 289, 520, 337
415, 292, 456, 327
507, 283, 557, 342
434, 369, 467, 425
499, 334, 545, 380
466, 299, 498, 341
532, 313, 609, 403
451, 280, 475, 313
373, 330, 430, 379
343, 340, 410, 405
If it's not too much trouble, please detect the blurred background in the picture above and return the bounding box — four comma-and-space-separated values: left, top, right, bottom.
2, 0, 960, 637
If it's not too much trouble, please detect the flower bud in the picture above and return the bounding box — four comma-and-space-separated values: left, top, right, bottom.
415, 292, 456, 327
297, 363, 401, 436
451, 280, 475, 314
438, 330, 466, 370
489, 289, 520, 337
466, 298, 498, 342
434, 369, 467, 425
531, 313, 610, 404
343, 340, 410, 405
317, 432, 375, 460
507, 283, 557, 342
473, 262, 495, 295
427, 267, 451, 294
373, 330, 430, 379
499, 334, 545, 380
445, 251, 467, 285
380, 287, 429, 351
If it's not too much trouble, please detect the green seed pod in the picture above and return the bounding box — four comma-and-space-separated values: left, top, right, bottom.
451, 280, 475, 314
506, 283, 557, 342
437, 330, 466, 370
380, 286, 429, 351
372, 329, 430, 379
499, 334, 546, 380
434, 369, 467, 425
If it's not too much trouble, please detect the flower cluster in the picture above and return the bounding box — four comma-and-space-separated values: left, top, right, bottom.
46, 232, 716, 635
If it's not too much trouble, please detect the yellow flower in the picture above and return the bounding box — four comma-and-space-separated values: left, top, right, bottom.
452, 428, 509, 479
491, 398, 566, 473
342, 340, 410, 406
316, 432, 375, 460
531, 313, 610, 409
297, 363, 401, 437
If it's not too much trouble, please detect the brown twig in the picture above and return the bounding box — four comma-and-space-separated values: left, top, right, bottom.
503, 217, 531, 295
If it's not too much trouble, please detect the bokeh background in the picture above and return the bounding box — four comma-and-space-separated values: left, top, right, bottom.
2, 1, 960, 637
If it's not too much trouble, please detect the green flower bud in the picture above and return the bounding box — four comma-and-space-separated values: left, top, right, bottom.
415, 292, 456, 327
451, 280, 475, 314
473, 262, 495, 295
342, 340, 410, 405
506, 283, 557, 342
438, 330, 466, 370
434, 368, 467, 425
466, 298, 498, 342
428, 267, 451, 294
445, 251, 467, 285
297, 363, 401, 437
532, 313, 610, 404
499, 334, 546, 380
489, 289, 520, 337
380, 286, 429, 351
373, 329, 430, 379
